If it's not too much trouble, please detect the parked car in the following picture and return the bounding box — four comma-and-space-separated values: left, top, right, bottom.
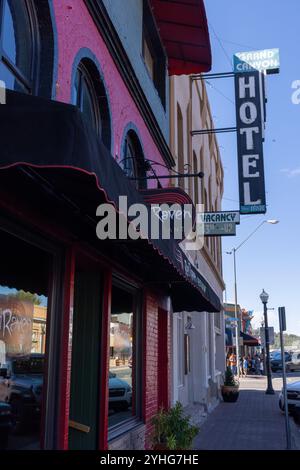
0, 401, 12, 449
279, 380, 300, 416
0, 355, 132, 432
271, 351, 291, 372
108, 371, 132, 411
287, 351, 300, 372
0, 354, 44, 432
269, 350, 279, 360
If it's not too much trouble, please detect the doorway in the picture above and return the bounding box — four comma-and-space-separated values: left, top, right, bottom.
68, 256, 103, 450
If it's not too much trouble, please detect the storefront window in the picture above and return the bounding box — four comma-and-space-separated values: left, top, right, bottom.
0, 230, 51, 449
108, 283, 140, 429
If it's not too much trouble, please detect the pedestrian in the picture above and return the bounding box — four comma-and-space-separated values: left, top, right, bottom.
243, 356, 248, 377
228, 353, 237, 375
255, 355, 260, 375
260, 359, 264, 375
239, 356, 243, 376
226, 353, 231, 368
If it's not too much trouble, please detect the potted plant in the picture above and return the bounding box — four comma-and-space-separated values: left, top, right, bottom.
221, 367, 239, 402
151, 402, 199, 450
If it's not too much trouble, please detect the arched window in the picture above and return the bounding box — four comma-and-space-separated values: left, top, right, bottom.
0, 0, 55, 97
193, 152, 198, 205
200, 147, 204, 204
177, 103, 184, 190
204, 188, 209, 248
121, 130, 147, 190
208, 176, 212, 211
72, 58, 111, 149
0, 0, 36, 93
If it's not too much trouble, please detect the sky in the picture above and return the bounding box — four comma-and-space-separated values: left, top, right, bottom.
204, 0, 300, 335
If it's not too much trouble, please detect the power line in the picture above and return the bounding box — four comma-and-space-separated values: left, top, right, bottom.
208, 22, 233, 68
223, 197, 239, 203
218, 38, 257, 50
205, 80, 235, 106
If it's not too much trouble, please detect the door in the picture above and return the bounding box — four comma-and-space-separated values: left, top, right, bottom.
68, 259, 103, 450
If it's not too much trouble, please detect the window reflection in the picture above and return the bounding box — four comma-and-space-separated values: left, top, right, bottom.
0, 287, 47, 448
72, 63, 101, 136
0, 0, 33, 92
120, 131, 147, 190
0, 229, 51, 450
2, 0, 17, 65
108, 285, 134, 428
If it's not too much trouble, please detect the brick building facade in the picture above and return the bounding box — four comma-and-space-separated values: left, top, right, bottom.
0, 0, 219, 450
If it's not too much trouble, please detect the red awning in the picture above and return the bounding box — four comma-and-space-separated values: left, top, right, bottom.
240, 332, 260, 346
150, 0, 212, 75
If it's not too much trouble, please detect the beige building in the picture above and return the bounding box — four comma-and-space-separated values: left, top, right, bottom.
169, 75, 225, 415
31, 304, 47, 354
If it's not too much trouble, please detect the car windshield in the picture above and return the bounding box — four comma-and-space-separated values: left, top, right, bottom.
273, 353, 281, 359
273, 352, 289, 360
12, 357, 44, 374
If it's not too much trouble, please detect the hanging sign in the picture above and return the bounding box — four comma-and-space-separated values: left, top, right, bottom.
233, 48, 280, 75
235, 71, 266, 214
204, 222, 236, 237
198, 211, 240, 224
260, 327, 275, 347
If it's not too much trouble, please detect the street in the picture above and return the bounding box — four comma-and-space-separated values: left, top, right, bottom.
194, 372, 300, 450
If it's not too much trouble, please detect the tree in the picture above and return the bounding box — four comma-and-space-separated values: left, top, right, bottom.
12, 290, 42, 305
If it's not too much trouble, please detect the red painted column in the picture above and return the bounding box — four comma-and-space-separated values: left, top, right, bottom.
98, 269, 112, 450
57, 245, 75, 449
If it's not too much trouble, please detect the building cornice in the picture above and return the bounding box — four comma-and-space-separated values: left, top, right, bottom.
84, 0, 175, 168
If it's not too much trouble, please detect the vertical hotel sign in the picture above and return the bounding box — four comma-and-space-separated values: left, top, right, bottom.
235, 71, 266, 214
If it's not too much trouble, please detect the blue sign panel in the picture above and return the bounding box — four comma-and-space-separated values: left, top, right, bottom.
233, 48, 280, 74
235, 71, 267, 214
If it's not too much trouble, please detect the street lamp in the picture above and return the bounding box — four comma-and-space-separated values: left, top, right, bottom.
260, 289, 275, 395
226, 219, 279, 376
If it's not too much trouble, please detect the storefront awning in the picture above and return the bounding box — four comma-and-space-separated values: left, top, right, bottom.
0, 91, 221, 313
240, 331, 260, 346
150, 0, 212, 75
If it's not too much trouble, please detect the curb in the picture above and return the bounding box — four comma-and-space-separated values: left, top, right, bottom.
290, 416, 300, 450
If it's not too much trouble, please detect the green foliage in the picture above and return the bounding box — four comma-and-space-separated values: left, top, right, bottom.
224, 366, 238, 387
12, 290, 42, 305
273, 333, 300, 350
151, 402, 199, 450
252, 328, 300, 349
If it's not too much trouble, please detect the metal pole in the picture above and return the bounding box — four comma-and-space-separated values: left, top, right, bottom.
191, 127, 237, 136
263, 301, 275, 394
279, 308, 291, 449
233, 248, 240, 377
129, 171, 204, 180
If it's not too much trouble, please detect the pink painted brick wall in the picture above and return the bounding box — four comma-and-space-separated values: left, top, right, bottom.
52, 0, 169, 187
143, 289, 171, 449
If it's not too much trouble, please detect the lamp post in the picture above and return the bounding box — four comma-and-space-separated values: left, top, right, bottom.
260, 289, 275, 395
226, 220, 279, 377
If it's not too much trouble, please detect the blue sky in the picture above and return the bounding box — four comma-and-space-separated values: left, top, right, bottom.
204, 0, 300, 335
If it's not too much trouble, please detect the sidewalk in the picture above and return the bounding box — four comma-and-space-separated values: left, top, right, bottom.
194, 375, 292, 450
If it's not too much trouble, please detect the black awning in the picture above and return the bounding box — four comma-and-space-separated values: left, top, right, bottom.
0, 91, 221, 313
